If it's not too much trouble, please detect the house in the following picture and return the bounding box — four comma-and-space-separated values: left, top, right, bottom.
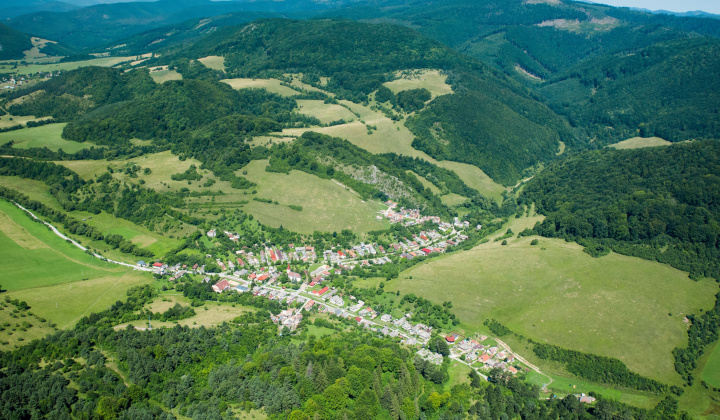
288, 271, 302, 282
137, 261, 147, 267
212, 280, 231, 293
381, 314, 393, 323
152, 262, 163, 268
481, 354, 491, 363
507, 366, 518, 375
578, 394, 596, 404
445, 335, 456, 344
312, 286, 330, 296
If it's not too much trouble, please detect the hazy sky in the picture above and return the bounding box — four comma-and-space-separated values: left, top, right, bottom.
586, 0, 720, 14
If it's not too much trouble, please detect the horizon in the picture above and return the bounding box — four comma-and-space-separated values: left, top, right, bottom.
582, 0, 720, 14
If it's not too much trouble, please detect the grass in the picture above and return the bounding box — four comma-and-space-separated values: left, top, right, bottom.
114, 295, 255, 330
384, 69, 453, 99
0, 113, 52, 129
408, 171, 441, 194
198, 55, 225, 72
221, 78, 300, 97
440, 193, 468, 207
0, 199, 152, 348
1, 123, 95, 153
702, 340, 720, 388
386, 214, 719, 384
296, 100, 357, 124
149, 69, 183, 83
681, 339, 720, 418
0, 56, 135, 75
239, 159, 389, 234
0, 176, 61, 210
608, 137, 672, 149
444, 361, 472, 391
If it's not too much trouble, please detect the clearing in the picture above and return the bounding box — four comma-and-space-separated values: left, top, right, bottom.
384, 69, 454, 99
240, 159, 389, 234
198, 55, 225, 72
1, 123, 94, 153
608, 137, 672, 149
386, 214, 718, 384
222, 78, 300, 97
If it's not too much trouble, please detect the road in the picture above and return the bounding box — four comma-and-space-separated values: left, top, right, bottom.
495, 337, 553, 388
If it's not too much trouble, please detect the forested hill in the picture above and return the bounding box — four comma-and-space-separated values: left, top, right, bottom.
521, 140, 720, 279
541, 37, 720, 144
0, 23, 33, 60
162, 18, 576, 185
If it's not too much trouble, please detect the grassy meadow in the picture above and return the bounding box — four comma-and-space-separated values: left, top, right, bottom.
386, 214, 719, 385
0, 123, 95, 153
198, 55, 225, 72
0, 56, 135, 75
383, 69, 453, 99
149, 68, 183, 83
608, 137, 672, 149
0, 199, 151, 348
703, 340, 720, 388
296, 100, 357, 124
240, 159, 389, 234
0, 113, 53, 129
221, 78, 300, 97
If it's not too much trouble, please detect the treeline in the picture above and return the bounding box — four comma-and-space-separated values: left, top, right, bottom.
673, 292, 720, 384
531, 342, 669, 394
522, 141, 720, 279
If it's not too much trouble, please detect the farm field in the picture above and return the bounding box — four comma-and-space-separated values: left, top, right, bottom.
703, 340, 720, 388
221, 78, 300, 97
0, 113, 52, 129
149, 68, 183, 83
0, 56, 135, 75
198, 55, 225, 71
0, 176, 61, 210
296, 99, 357, 124
386, 215, 719, 384
0, 123, 94, 153
0, 199, 151, 348
241, 159, 389, 234
608, 137, 672, 149
383, 69, 453, 99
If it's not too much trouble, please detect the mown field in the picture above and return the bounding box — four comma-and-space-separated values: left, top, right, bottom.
0, 199, 151, 348
386, 214, 719, 385
240, 159, 389, 234
222, 78, 300, 97
0, 123, 94, 153
0, 56, 135, 75
383, 69, 453, 99
608, 137, 672, 149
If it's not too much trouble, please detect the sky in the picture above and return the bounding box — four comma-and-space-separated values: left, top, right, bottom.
585, 0, 720, 14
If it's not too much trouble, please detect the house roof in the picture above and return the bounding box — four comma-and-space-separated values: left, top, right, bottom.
446, 335, 455, 343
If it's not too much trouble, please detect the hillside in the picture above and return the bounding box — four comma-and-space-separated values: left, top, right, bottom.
541, 37, 720, 144
0, 23, 33, 60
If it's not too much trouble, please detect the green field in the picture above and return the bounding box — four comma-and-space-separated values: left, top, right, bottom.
0, 56, 135, 75
384, 69, 453, 99
296, 99, 357, 124
608, 137, 672, 149
386, 215, 719, 384
198, 55, 225, 72
703, 340, 720, 388
222, 78, 300, 97
0, 123, 95, 153
0, 199, 151, 347
0, 113, 52, 129
240, 159, 389, 234
149, 69, 183, 83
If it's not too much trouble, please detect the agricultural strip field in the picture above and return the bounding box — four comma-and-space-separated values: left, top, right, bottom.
386, 215, 719, 384
608, 137, 672, 149
383, 69, 454, 99
0, 56, 135, 75
240, 159, 389, 234
222, 78, 300, 97
0, 123, 94, 153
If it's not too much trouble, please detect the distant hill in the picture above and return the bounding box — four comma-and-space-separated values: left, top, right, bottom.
0, 22, 33, 60
5, 0, 334, 49
168, 18, 576, 185
0, 1, 78, 19
541, 37, 720, 144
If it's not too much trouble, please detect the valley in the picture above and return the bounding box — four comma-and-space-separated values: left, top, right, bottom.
0, 1, 719, 418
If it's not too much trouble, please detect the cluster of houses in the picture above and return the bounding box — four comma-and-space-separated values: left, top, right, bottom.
449, 336, 521, 375
416, 348, 444, 365
271, 308, 303, 332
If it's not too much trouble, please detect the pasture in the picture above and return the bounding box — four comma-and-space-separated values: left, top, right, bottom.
0, 56, 135, 75
198, 55, 225, 72
149, 69, 183, 83
1, 123, 94, 153
221, 78, 300, 97
384, 69, 453, 99
296, 100, 357, 124
702, 340, 720, 388
241, 159, 389, 234
608, 137, 672, 149
386, 215, 719, 384
0, 113, 52, 129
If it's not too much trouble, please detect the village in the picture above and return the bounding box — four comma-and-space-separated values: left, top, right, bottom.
136, 201, 535, 383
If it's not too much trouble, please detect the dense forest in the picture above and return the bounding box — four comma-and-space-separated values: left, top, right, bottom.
0, 23, 32, 60
521, 140, 720, 279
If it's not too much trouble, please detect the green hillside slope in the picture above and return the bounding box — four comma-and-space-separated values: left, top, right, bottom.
0, 23, 33, 60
